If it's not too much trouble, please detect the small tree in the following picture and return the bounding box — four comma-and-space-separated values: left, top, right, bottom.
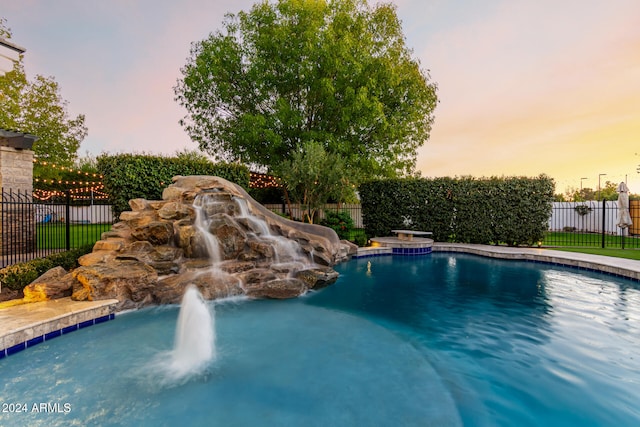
276, 140, 353, 223
0, 18, 87, 180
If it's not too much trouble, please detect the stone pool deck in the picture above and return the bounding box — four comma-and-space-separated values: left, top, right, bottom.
432, 243, 640, 281
2, 244, 640, 359
0, 298, 118, 358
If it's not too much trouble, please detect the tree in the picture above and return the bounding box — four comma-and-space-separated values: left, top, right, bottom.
597, 181, 619, 201
175, 0, 438, 181
0, 17, 9, 38
275, 140, 353, 223
0, 19, 87, 180
558, 181, 622, 201
559, 186, 594, 202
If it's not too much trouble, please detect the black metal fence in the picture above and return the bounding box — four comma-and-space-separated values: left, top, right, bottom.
263, 202, 364, 228
545, 200, 640, 249
3, 193, 636, 268
1, 189, 116, 268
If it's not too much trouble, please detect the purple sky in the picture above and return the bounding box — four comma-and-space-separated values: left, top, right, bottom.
2, 0, 639, 194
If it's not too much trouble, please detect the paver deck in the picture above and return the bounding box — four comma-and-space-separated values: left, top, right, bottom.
1, 298, 118, 357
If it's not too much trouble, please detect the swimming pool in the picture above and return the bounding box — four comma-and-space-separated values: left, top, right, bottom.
1, 253, 639, 426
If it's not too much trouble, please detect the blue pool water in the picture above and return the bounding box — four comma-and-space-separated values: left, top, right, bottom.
1, 253, 640, 426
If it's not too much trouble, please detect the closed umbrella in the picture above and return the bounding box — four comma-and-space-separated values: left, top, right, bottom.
616, 182, 632, 248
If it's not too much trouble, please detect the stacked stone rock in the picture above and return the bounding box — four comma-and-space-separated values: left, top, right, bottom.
24, 176, 356, 310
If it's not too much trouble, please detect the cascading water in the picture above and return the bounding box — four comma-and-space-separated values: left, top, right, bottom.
193, 194, 223, 264
233, 196, 271, 236
233, 197, 312, 270
193, 193, 245, 294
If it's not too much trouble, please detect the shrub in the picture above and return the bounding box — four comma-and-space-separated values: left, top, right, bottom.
320, 210, 355, 240
0, 244, 93, 291
46, 244, 94, 270
1, 258, 53, 291
352, 230, 368, 247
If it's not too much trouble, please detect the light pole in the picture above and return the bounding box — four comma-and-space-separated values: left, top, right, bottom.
598, 173, 607, 200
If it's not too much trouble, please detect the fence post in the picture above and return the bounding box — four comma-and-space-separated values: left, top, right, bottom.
601, 199, 606, 249
65, 190, 71, 251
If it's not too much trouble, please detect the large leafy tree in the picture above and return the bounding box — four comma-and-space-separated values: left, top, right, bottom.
175, 0, 438, 181
0, 19, 87, 180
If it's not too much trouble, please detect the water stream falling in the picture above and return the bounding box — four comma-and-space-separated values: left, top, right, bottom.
233, 196, 312, 271
193, 194, 223, 264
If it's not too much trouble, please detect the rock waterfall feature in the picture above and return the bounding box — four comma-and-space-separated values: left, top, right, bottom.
53, 176, 356, 310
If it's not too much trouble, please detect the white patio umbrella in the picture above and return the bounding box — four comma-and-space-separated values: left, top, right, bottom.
616, 182, 633, 248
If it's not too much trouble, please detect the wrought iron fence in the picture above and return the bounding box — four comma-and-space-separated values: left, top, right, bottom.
6, 192, 634, 267
545, 200, 640, 249
1, 189, 116, 268
263, 203, 364, 228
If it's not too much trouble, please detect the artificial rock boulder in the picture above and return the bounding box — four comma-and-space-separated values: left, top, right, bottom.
64, 175, 354, 310
23, 266, 74, 303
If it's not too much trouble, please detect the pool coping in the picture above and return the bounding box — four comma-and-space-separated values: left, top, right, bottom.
435, 243, 640, 281
0, 298, 119, 359
356, 242, 640, 281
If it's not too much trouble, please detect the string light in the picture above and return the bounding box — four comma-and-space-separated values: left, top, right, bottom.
33, 161, 281, 196
32, 158, 104, 179
250, 172, 281, 189
34, 178, 102, 186
33, 186, 109, 201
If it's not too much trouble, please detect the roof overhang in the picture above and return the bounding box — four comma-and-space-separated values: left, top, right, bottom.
0, 38, 26, 54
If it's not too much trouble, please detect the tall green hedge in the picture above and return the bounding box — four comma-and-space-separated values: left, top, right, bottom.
97, 153, 250, 217
360, 175, 554, 246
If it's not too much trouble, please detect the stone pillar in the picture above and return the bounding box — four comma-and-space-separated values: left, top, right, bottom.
0, 145, 34, 192
0, 130, 37, 256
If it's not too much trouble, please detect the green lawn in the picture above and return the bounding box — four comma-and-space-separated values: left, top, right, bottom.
549, 247, 640, 261
37, 223, 112, 249
543, 231, 640, 249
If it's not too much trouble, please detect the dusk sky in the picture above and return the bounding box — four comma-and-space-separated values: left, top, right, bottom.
2, 0, 639, 195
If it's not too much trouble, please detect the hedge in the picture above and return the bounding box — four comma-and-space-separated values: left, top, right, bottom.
360, 175, 554, 246
96, 153, 250, 217
0, 244, 94, 291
